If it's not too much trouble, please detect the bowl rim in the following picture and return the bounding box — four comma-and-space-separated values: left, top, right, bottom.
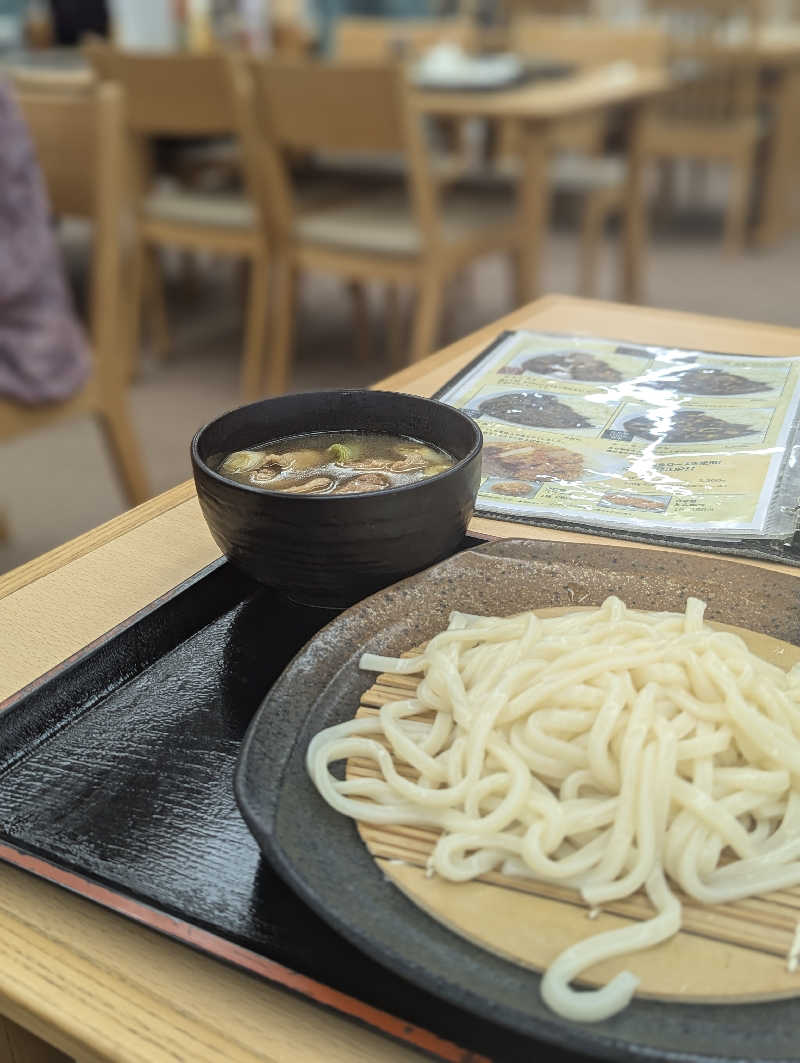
190, 389, 483, 502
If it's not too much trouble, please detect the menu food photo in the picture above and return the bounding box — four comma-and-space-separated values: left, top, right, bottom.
438, 330, 800, 541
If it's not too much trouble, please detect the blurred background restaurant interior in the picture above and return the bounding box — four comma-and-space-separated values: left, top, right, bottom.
1, 0, 799, 574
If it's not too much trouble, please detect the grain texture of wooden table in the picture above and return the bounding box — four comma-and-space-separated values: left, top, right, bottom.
3, 295, 800, 1063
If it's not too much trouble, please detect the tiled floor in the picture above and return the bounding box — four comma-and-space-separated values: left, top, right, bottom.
3, 209, 800, 576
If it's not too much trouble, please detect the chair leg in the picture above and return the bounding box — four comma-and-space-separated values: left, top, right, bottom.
0, 508, 9, 543
266, 257, 297, 396
409, 269, 445, 365
348, 281, 370, 364
579, 189, 615, 299
724, 146, 756, 256
143, 246, 170, 360
240, 252, 271, 401
95, 399, 150, 507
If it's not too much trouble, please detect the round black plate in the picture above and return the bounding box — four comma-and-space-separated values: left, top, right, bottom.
235, 539, 800, 1063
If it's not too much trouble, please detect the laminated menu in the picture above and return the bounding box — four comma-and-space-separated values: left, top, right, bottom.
437, 330, 800, 540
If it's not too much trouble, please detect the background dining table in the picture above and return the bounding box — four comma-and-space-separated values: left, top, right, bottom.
413, 63, 671, 303
3, 293, 800, 1063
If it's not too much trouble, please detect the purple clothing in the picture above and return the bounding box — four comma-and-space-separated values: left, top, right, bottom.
0, 79, 90, 404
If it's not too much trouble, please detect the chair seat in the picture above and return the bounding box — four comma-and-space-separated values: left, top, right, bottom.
294, 188, 517, 256
144, 185, 256, 228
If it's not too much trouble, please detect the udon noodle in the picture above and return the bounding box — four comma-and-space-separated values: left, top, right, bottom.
306, 597, 800, 1022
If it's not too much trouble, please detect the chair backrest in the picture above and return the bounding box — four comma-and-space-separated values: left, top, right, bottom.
235, 57, 440, 247
510, 14, 669, 69
84, 41, 236, 135
11, 73, 98, 217
649, 0, 762, 121
333, 16, 477, 61
11, 76, 126, 379
249, 59, 407, 154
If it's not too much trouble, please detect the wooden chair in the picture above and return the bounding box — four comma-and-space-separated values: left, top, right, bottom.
229, 58, 528, 393
332, 15, 482, 170
498, 15, 669, 296
640, 0, 764, 253
84, 43, 271, 399
2, 77, 149, 511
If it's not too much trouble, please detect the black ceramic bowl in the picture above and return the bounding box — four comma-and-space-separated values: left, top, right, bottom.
191, 390, 483, 606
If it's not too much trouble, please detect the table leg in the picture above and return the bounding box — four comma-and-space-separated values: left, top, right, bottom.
621, 99, 649, 305
0, 1017, 72, 1063
517, 118, 550, 304
754, 66, 800, 248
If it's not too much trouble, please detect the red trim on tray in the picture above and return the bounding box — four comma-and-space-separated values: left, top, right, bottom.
0, 842, 490, 1063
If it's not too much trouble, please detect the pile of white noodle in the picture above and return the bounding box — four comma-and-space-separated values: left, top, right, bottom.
306, 596, 800, 1022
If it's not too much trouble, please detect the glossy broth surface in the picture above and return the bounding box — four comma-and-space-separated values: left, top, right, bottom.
213, 431, 454, 495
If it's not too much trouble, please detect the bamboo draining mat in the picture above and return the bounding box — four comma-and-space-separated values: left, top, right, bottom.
346, 622, 800, 1005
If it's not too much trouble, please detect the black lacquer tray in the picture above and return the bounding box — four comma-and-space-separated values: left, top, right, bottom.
238, 538, 800, 1063
0, 539, 593, 1063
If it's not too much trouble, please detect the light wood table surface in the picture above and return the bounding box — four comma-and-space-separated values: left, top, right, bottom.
3, 294, 800, 1063
413, 66, 671, 303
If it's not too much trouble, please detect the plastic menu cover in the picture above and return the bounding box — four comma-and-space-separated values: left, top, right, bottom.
437, 331, 800, 540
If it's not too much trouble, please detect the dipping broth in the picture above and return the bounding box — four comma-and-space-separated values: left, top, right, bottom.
212, 431, 455, 495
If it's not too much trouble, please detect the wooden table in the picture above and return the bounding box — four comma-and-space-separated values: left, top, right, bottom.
413, 66, 671, 303
4, 294, 800, 1063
